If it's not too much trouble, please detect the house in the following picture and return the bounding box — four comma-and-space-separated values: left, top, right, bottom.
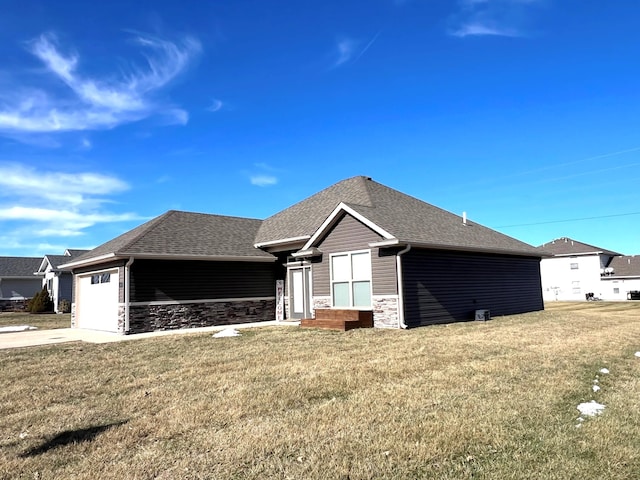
538, 237, 640, 301
62, 176, 544, 333
0, 256, 43, 311
600, 255, 640, 300
35, 249, 89, 313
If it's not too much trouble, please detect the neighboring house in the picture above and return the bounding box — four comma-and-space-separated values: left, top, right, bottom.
0, 256, 42, 310
62, 176, 545, 334
36, 249, 90, 313
538, 237, 639, 301
598, 255, 640, 300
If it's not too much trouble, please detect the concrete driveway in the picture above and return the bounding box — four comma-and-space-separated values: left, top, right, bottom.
0, 321, 297, 350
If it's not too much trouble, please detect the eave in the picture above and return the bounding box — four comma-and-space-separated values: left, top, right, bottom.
59, 252, 276, 270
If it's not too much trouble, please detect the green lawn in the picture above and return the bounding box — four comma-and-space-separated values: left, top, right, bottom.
0, 312, 70, 330
1, 302, 640, 479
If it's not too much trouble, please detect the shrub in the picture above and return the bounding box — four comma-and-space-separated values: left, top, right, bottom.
27, 286, 54, 313
58, 299, 71, 314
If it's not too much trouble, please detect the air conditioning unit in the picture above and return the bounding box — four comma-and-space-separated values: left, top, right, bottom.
475, 309, 490, 321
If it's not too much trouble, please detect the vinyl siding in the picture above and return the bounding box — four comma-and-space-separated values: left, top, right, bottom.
0, 278, 42, 299
130, 259, 276, 302
313, 213, 397, 296
57, 273, 73, 303
402, 249, 543, 327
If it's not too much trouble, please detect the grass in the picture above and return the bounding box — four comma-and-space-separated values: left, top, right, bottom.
0, 312, 70, 330
1, 302, 640, 479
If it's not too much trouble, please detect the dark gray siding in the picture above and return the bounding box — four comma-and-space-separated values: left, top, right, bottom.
402, 249, 543, 327
314, 213, 397, 296
0, 278, 42, 299
58, 273, 73, 302
130, 259, 276, 302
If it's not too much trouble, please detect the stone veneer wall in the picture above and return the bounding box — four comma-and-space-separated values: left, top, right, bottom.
312, 296, 331, 317
311, 295, 399, 328
128, 299, 276, 334
372, 295, 400, 328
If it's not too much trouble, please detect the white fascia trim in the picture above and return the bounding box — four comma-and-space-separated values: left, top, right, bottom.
369, 239, 402, 248
302, 203, 394, 250
129, 296, 275, 307
254, 235, 311, 248
59, 253, 117, 270
398, 242, 543, 258
36, 257, 51, 273
292, 247, 322, 258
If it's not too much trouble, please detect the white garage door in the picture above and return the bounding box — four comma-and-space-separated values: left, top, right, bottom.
77, 270, 119, 332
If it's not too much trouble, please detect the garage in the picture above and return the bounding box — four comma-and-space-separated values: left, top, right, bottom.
76, 269, 120, 332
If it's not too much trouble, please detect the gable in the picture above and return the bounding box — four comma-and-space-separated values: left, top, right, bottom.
316, 212, 385, 252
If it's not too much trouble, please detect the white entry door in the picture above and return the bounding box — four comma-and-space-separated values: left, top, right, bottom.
289, 266, 312, 319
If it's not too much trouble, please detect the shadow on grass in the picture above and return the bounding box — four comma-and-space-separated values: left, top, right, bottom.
20, 421, 128, 457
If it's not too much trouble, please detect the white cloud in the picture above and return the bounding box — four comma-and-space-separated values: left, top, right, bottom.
250, 175, 278, 187
0, 32, 200, 135
449, 0, 542, 38
207, 99, 223, 112
334, 38, 358, 68
0, 163, 128, 206
0, 163, 141, 251
451, 23, 519, 38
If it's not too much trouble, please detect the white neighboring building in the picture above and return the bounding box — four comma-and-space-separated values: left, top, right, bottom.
600, 255, 640, 300
539, 237, 640, 301
35, 249, 89, 313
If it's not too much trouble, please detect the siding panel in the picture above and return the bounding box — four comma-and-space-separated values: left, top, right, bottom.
402, 249, 543, 327
314, 214, 397, 296
130, 260, 276, 302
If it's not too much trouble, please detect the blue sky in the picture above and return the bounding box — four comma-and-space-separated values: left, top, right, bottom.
1, 0, 639, 257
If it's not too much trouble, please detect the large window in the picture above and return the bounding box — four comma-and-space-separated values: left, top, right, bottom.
331, 251, 372, 308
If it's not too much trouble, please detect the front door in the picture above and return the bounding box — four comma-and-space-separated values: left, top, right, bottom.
289, 266, 312, 319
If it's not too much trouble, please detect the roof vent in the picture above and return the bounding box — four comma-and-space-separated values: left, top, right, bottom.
462, 211, 467, 225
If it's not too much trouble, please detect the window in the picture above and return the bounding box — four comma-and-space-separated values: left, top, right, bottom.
91, 273, 111, 285
331, 251, 372, 308
570, 263, 579, 270
613, 288, 620, 294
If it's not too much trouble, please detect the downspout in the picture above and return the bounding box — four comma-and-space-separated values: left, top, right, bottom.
124, 257, 135, 334
396, 244, 411, 329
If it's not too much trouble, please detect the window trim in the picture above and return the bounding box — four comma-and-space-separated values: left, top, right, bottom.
329, 249, 373, 309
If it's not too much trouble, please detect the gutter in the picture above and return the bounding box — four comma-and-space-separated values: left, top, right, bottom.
124, 257, 135, 334
396, 244, 411, 329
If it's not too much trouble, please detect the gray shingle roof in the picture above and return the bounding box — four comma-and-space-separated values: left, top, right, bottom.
65, 249, 90, 258
256, 176, 541, 256
538, 237, 621, 256
607, 256, 640, 277
39, 249, 90, 272
70, 211, 274, 265
0, 256, 42, 277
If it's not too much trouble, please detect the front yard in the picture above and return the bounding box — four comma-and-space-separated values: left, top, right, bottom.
0, 312, 70, 331
1, 302, 640, 479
